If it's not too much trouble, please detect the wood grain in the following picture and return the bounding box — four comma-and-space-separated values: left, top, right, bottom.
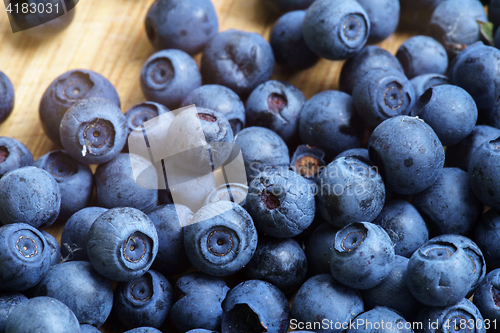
0, 0, 415, 331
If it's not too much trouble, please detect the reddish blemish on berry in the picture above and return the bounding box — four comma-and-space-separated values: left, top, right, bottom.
0, 146, 9, 163
267, 93, 287, 114
261, 190, 280, 210
197, 113, 217, 122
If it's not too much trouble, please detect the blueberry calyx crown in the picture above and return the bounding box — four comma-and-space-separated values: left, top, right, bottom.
421, 242, 456, 259
261, 189, 280, 210
295, 155, 321, 178
56, 71, 94, 103
197, 113, 217, 122
123, 232, 148, 263
207, 230, 233, 256
343, 15, 362, 41
131, 109, 156, 128
149, 58, 174, 86
47, 152, 78, 179
341, 231, 365, 252
16, 235, 38, 258
130, 276, 153, 302
267, 92, 287, 114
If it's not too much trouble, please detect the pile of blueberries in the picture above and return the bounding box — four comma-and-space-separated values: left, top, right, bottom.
4, 0, 500, 332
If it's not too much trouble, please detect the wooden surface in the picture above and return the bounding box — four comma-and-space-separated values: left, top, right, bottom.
0, 0, 414, 332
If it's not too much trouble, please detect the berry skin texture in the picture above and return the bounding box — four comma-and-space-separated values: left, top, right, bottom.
0, 166, 61, 229
80, 324, 100, 333
145, 0, 219, 55
299, 90, 364, 161
291, 274, 364, 333
396, 35, 448, 79
33, 261, 114, 328
475, 209, 500, 269
0, 136, 34, 178
5, 297, 81, 333
170, 272, 229, 332
0, 71, 14, 124
222, 280, 290, 333
180, 84, 245, 134
141, 49, 202, 109
34, 150, 94, 222
411, 85, 477, 146
201, 29, 275, 98
124, 328, 163, 333
368, 115, 445, 195
306, 222, 339, 275
95, 153, 158, 213
244, 236, 307, 294
353, 67, 415, 127
40, 230, 62, 266
87, 207, 159, 282
356, 0, 400, 43
113, 270, 174, 329
0, 292, 28, 333
39, 69, 120, 146
246, 168, 316, 238
0, 224, 51, 292
410, 73, 449, 100
245, 80, 306, 145
270, 10, 319, 71
60, 97, 127, 165
317, 157, 385, 228
469, 138, 500, 210
329, 222, 395, 290
184, 201, 258, 276
346, 307, 413, 333
302, 0, 370, 61
60, 207, 108, 262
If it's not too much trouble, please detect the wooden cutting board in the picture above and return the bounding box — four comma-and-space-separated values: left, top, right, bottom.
0, 0, 414, 332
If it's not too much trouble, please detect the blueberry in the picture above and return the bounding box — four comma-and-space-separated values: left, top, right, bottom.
431, 234, 486, 298
339, 45, 404, 95
0, 137, 33, 178
302, 0, 370, 60
80, 324, 100, 333
245, 80, 305, 145
39, 69, 120, 146
186, 330, 218, 333
0, 166, 61, 229
246, 168, 315, 238
290, 145, 326, 184
368, 115, 445, 195
235, 126, 290, 184
317, 157, 385, 228
261, 0, 314, 13
373, 200, 428, 258
473, 268, 500, 325
123, 101, 170, 151
299, 90, 364, 161
396, 36, 448, 79
476, 209, 500, 269
60, 97, 127, 164
40, 231, 62, 266
270, 10, 319, 70
361, 255, 421, 320
356, 0, 400, 43
184, 201, 258, 276
429, 0, 487, 57
291, 274, 364, 333
446, 125, 500, 172
141, 49, 202, 109
145, 0, 218, 55
353, 67, 415, 127
406, 237, 477, 307
0, 292, 28, 333
95, 153, 158, 213
180, 84, 245, 134
204, 183, 249, 208
171, 272, 229, 332
244, 236, 307, 293
4, 297, 80, 333
334, 148, 371, 163
411, 85, 477, 146
469, 138, 500, 210
0, 223, 51, 291
415, 298, 485, 333
410, 73, 449, 100
34, 261, 113, 327
0, 71, 14, 124
201, 29, 275, 98
87, 207, 159, 282
147, 204, 193, 276
60, 207, 108, 262
34, 150, 94, 222
114, 270, 174, 329
346, 306, 413, 333
124, 328, 163, 333
306, 222, 339, 275
222, 280, 290, 333
449, 42, 500, 110
329, 222, 395, 289
412, 168, 483, 236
